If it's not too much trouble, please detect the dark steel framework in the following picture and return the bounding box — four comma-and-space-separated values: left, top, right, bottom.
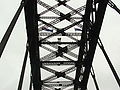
0, 0, 120, 90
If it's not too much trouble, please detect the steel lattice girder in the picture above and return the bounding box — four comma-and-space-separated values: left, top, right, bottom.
79, 0, 109, 89
24, 0, 109, 90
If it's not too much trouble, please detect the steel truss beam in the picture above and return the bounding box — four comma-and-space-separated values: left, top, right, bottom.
24, 0, 113, 90
74, 0, 109, 90
37, 0, 85, 89
24, 0, 42, 90
0, 0, 119, 89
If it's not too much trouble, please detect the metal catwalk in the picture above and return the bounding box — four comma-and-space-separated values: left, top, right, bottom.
0, 0, 120, 90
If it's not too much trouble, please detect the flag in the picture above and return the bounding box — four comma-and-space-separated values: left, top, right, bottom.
74, 28, 82, 31
45, 29, 53, 32
42, 27, 53, 32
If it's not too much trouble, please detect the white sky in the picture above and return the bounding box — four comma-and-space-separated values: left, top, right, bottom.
0, 0, 120, 90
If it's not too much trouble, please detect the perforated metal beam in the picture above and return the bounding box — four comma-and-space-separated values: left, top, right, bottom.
80, 0, 109, 90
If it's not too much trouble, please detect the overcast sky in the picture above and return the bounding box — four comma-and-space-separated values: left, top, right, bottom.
0, 0, 120, 90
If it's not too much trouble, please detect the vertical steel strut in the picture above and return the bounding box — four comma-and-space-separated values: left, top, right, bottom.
79, 0, 109, 90
24, 0, 42, 89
